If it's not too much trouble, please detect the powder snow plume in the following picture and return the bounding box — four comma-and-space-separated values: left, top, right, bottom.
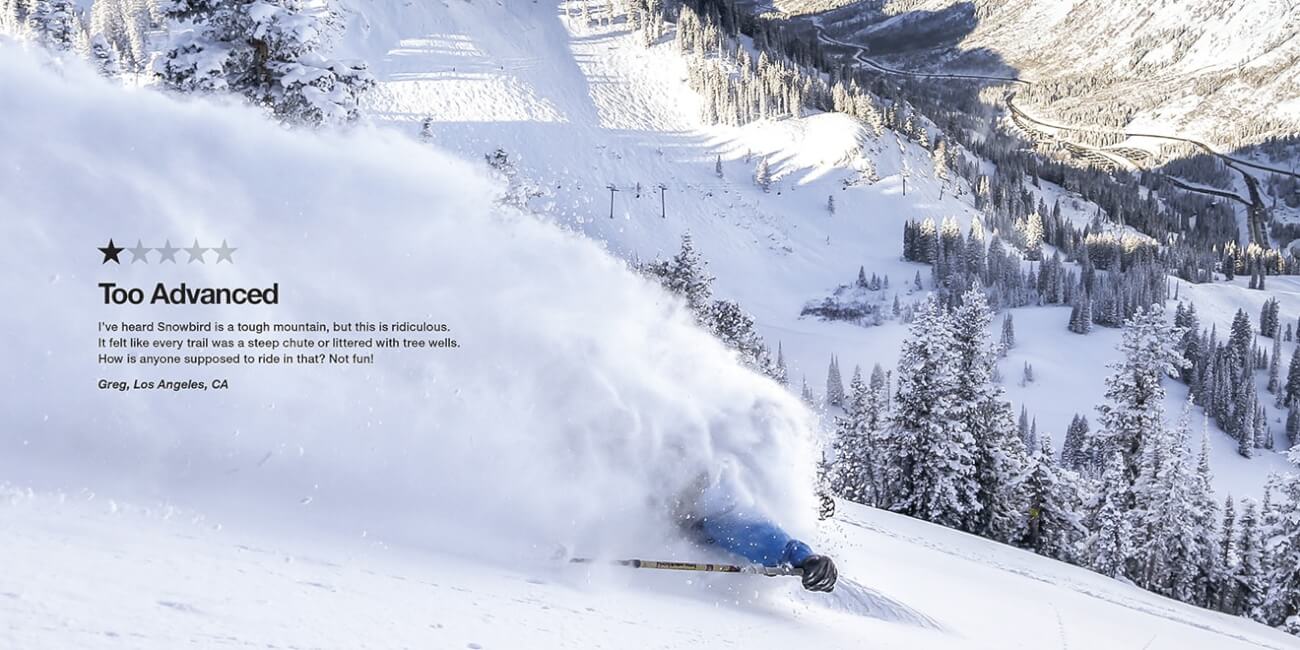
0, 45, 819, 565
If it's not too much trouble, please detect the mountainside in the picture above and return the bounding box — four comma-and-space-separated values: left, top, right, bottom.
317, 0, 1299, 500
768, 0, 1300, 150
5, 0, 1300, 647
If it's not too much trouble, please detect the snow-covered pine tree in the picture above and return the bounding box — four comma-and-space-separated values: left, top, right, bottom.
1061, 414, 1090, 472
773, 342, 787, 386
1000, 312, 1016, 351
714, 154, 723, 178
1080, 452, 1135, 579
1130, 399, 1201, 600
831, 367, 875, 505
825, 355, 845, 408
707, 299, 772, 376
1288, 403, 1300, 448
88, 31, 121, 76
24, 0, 77, 50
950, 285, 1027, 541
1285, 345, 1300, 406
1089, 305, 1187, 497
1261, 298, 1280, 338
1191, 432, 1223, 609
642, 233, 713, 315
1020, 435, 1084, 562
154, 0, 374, 125
878, 295, 981, 530
1018, 406, 1031, 448
1233, 499, 1268, 621
1218, 496, 1239, 613
800, 375, 815, 406
865, 363, 889, 431
1269, 335, 1282, 394
1263, 467, 1300, 634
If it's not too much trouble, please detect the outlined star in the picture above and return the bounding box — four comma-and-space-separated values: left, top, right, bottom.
213, 239, 237, 264
156, 239, 179, 263
99, 239, 124, 264
128, 239, 151, 263
185, 239, 208, 264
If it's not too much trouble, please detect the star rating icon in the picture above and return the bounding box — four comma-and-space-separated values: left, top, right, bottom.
99, 238, 238, 264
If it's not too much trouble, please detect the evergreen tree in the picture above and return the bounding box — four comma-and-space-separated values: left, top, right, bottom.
1285, 346, 1300, 406
1131, 400, 1200, 599
951, 285, 1027, 540
878, 296, 981, 530
831, 367, 875, 505
155, 0, 375, 124
1261, 298, 1280, 338
800, 375, 816, 406
773, 342, 787, 387
825, 355, 845, 408
1218, 496, 1238, 613
1021, 436, 1084, 562
1233, 499, 1268, 621
1090, 306, 1187, 497
1000, 312, 1016, 351
1263, 470, 1300, 634
1288, 402, 1300, 448
1018, 406, 1032, 448
715, 154, 723, 178
1061, 414, 1090, 471
642, 233, 713, 314
865, 363, 889, 432
1191, 433, 1223, 609
24, 0, 77, 50
1081, 452, 1135, 579
1269, 335, 1282, 394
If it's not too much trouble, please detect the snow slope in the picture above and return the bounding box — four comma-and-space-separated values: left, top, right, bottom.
328, 0, 1298, 499
3, 3, 1300, 648
779, 0, 1300, 146
5, 486, 1296, 650
0, 41, 821, 566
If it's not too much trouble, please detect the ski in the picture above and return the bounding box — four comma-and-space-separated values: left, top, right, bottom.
567, 556, 803, 578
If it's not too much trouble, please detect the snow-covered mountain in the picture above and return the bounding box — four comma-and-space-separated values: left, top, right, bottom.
767, 0, 1300, 151
4, 0, 1300, 647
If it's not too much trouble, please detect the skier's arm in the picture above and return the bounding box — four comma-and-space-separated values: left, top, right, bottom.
697, 511, 813, 567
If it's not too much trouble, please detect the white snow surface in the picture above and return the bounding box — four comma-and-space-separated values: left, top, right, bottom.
3, 0, 1300, 647
328, 0, 1298, 499
4, 487, 1297, 650
0, 42, 820, 568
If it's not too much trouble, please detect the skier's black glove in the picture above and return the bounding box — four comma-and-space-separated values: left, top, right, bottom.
799, 555, 837, 592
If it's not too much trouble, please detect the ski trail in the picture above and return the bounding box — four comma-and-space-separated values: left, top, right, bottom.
839, 514, 1295, 650
807, 577, 946, 631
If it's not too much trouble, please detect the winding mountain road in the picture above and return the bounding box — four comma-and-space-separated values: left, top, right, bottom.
811, 23, 1283, 246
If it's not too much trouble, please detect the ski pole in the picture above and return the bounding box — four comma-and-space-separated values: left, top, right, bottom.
568, 557, 803, 578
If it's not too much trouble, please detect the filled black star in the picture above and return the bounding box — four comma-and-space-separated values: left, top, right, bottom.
99, 238, 124, 264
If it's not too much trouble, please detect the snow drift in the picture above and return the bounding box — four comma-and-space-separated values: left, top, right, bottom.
0, 44, 819, 564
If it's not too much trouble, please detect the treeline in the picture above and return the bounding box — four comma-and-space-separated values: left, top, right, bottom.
0, 0, 373, 126
639, 234, 787, 384
901, 215, 1167, 327
1175, 301, 1300, 456
829, 297, 1300, 634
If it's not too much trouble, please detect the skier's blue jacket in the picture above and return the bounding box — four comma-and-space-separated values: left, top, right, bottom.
685, 472, 815, 568
698, 510, 815, 567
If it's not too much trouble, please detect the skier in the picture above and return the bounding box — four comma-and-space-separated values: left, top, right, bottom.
677, 472, 838, 592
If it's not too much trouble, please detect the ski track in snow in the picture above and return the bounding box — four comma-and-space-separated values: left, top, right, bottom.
837, 512, 1298, 650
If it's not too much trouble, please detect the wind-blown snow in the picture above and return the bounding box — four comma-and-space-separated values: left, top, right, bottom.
0, 44, 819, 563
